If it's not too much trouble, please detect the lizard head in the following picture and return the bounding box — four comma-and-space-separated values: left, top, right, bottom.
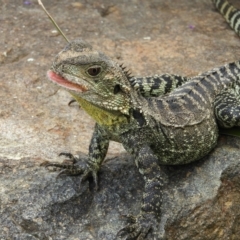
47, 39, 134, 126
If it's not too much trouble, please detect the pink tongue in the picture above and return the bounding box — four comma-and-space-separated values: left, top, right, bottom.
47, 70, 87, 92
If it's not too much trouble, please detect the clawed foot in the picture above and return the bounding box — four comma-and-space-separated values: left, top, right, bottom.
117, 214, 154, 240
41, 152, 99, 189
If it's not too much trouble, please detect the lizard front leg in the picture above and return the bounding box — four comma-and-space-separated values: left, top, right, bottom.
118, 145, 165, 239
42, 123, 109, 189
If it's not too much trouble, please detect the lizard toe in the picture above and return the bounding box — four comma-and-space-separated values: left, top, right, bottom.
117, 214, 152, 240
42, 153, 100, 188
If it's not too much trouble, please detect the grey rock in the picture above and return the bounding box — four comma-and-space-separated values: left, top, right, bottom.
1, 136, 240, 240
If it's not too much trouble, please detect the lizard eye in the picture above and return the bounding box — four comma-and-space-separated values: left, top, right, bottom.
87, 66, 102, 77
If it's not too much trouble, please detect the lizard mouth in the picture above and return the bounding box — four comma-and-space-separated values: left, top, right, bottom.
47, 70, 88, 92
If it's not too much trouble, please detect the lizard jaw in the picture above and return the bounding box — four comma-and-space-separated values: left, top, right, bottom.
47, 70, 88, 92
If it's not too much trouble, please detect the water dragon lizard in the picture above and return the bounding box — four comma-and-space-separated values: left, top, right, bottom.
42, 0, 240, 239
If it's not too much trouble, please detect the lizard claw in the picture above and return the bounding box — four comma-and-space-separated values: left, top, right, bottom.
117, 214, 153, 240
59, 152, 77, 164
120, 214, 137, 223
68, 99, 77, 106
41, 152, 99, 189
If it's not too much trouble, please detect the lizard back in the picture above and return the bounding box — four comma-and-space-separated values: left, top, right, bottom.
138, 61, 240, 165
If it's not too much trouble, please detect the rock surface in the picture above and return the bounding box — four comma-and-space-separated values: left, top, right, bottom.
1, 0, 240, 239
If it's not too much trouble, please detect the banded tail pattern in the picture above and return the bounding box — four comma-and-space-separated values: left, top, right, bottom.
212, 0, 240, 35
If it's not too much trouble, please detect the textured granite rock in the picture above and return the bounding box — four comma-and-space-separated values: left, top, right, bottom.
1, 136, 240, 239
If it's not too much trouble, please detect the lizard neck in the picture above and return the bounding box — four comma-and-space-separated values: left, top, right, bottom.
70, 93, 129, 126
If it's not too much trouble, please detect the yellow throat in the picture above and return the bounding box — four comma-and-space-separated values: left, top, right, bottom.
70, 93, 128, 126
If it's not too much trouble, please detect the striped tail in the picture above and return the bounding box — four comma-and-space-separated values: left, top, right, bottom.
212, 0, 240, 35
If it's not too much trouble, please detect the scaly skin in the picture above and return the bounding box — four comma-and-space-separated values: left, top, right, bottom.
212, 0, 240, 35
43, 0, 240, 239
130, 74, 189, 97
